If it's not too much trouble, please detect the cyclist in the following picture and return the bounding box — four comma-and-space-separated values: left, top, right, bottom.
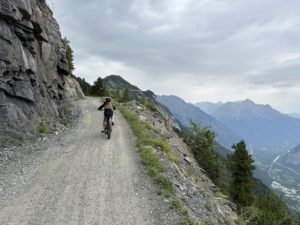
98, 97, 115, 132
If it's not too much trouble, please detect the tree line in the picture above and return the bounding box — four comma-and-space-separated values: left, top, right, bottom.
187, 122, 298, 225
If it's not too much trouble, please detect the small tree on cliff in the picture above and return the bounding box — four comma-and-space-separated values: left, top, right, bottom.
229, 140, 255, 208
62, 37, 75, 74
187, 122, 221, 183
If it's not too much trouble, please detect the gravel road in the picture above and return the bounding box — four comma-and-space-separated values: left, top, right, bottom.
0, 98, 178, 225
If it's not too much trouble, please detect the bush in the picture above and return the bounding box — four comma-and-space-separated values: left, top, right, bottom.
144, 101, 157, 111
39, 123, 48, 134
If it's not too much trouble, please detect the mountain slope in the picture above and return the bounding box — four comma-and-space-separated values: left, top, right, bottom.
195, 102, 224, 114
103, 75, 157, 102
279, 144, 300, 170
211, 99, 300, 149
157, 95, 241, 148
289, 113, 300, 119
103, 75, 182, 132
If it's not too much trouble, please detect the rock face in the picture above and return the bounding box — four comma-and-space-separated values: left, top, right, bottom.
0, 0, 80, 146
65, 76, 84, 100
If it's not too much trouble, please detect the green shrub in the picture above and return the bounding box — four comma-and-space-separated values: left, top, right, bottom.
144, 101, 157, 111
39, 123, 48, 134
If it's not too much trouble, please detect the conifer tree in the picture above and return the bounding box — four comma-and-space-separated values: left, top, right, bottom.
113, 86, 121, 102
121, 87, 132, 102
229, 140, 255, 208
253, 192, 297, 225
187, 122, 221, 183
90, 77, 106, 97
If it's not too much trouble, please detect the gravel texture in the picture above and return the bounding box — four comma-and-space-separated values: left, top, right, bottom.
0, 98, 179, 225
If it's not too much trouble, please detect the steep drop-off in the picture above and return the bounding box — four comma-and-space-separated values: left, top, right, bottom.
0, 0, 79, 145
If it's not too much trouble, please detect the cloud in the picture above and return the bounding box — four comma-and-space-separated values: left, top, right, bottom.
51, 0, 300, 113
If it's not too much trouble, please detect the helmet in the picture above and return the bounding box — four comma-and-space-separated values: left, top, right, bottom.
105, 97, 111, 102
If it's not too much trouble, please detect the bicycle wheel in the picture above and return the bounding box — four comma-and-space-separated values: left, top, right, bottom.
107, 119, 111, 139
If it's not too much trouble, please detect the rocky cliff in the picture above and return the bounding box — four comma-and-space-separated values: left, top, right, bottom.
0, 0, 81, 146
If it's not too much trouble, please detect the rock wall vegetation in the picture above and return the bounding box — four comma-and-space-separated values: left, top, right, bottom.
0, 0, 79, 146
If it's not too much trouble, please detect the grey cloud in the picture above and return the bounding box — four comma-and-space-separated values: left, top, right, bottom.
51, 0, 300, 112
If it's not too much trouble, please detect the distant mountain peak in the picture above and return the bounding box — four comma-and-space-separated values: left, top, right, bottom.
239, 98, 255, 104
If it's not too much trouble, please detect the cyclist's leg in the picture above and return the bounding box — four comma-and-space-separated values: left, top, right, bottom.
111, 115, 114, 125
102, 115, 106, 131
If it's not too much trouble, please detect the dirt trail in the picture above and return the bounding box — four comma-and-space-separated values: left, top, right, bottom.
0, 98, 176, 225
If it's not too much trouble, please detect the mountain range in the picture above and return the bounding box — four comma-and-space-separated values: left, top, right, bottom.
196, 99, 300, 150
289, 113, 300, 119
194, 102, 224, 114
157, 95, 241, 148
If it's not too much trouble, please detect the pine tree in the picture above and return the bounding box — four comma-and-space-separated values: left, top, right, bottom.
90, 77, 106, 97
112, 86, 121, 102
121, 87, 132, 102
187, 122, 221, 183
229, 140, 255, 208
140, 94, 146, 105
251, 192, 297, 225
62, 37, 75, 74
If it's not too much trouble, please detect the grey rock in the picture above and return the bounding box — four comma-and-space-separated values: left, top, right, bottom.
0, 0, 14, 21
14, 0, 32, 18
0, 60, 6, 76
41, 41, 51, 62
12, 80, 35, 102
0, 0, 84, 147
0, 38, 12, 63
0, 80, 14, 96
0, 19, 12, 43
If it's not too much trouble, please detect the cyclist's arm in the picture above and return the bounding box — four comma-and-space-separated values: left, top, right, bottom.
98, 103, 105, 110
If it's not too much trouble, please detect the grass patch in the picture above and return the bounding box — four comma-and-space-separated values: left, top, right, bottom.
120, 106, 174, 197
39, 123, 48, 134
120, 105, 199, 224
214, 191, 229, 200
186, 167, 200, 183
150, 137, 180, 165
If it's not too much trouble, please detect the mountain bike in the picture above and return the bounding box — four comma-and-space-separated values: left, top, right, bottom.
104, 116, 112, 139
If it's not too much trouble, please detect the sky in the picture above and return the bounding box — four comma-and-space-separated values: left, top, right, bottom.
49, 0, 300, 113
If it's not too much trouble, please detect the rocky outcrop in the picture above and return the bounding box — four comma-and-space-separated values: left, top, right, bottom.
65, 76, 84, 100
0, 0, 81, 146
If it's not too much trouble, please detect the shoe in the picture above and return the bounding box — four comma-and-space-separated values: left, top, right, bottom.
112, 122, 115, 126
101, 130, 105, 133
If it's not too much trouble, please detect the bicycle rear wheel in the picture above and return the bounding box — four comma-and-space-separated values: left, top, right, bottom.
107, 118, 112, 139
